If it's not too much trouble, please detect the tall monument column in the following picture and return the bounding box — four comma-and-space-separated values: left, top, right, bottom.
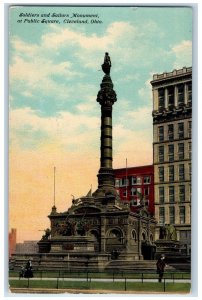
94, 53, 117, 198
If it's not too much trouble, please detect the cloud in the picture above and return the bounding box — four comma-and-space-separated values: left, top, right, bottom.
76, 95, 97, 113
11, 37, 40, 57
126, 106, 152, 129
9, 107, 100, 151
116, 73, 140, 83
10, 20, 191, 120
10, 55, 79, 86
138, 77, 153, 101
21, 91, 33, 98
113, 123, 152, 169
10, 33, 87, 111
40, 21, 144, 70
171, 40, 192, 68
9, 53, 84, 111
42, 22, 137, 52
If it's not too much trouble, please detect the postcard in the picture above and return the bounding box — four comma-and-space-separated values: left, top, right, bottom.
8, 5, 192, 294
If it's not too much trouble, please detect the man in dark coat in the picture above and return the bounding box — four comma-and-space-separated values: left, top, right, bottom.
156, 255, 166, 282
24, 260, 33, 278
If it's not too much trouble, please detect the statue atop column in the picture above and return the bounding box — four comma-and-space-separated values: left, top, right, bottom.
101, 52, 111, 75
93, 53, 117, 200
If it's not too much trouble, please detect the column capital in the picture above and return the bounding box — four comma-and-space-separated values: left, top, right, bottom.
97, 75, 117, 106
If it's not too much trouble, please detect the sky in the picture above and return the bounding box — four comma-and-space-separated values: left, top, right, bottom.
8, 6, 192, 242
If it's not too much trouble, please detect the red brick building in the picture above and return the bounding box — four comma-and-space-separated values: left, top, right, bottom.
9, 228, 17, 258
114, 165, 154, 216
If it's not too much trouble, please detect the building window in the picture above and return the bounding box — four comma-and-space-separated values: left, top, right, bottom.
144, 187, 149, 196
159, 187, 164, 204
115, 179, 120, 187
131, 188, 137, 196
168, 144, 174, 162
169, 186, 175, 203
189, 184, 192, 202
169, 165, 174, 182
169, 206, 175, 224
187, 82, 192, 105
168, 124, 174, 141
159, 167, 164, 182
131, 187, 142, 197
188, 142, 192, 159
179, 164, 185, 181
145, 199, 149, 206
158, 126, 164, 142
188, 121, 192, 138
178, 143, 184, 160
159, 145, 164, 163
159, 207, 165, 225
179, 206, 185, 224
179, 185, 185, 202
120, 178, 129, 187
168, 86, 174, 109
178, 123, 184, 139
143, 176, 151, 184
189, 163, 192, 180
132, 176, 141, 185
177, 84, 184, 106
131, 199, 140, 206
158, 88, 165, 110
123, 190, 127, 197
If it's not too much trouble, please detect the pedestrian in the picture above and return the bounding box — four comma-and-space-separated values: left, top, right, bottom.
24, 260, 33, 278
19, 265, 25, 279
156, 254, 166, 282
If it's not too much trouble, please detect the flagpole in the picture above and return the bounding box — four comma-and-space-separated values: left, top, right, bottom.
53, 166, 56, 206
126, 158, 128, 201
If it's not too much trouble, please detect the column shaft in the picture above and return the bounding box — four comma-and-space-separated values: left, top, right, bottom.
100, 108, 113, 169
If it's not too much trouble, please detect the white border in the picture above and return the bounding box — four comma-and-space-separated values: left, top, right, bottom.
1, 1, 201, 299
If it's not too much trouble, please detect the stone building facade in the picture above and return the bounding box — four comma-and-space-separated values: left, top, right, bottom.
151, 67, 192, 255
15, 241, 38, 254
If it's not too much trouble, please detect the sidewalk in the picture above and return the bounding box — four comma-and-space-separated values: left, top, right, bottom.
9, 287, 190, 295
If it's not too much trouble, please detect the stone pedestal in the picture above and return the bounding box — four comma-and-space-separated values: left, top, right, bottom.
155, 239, 182, 259
37, 240, 51, 253
49, 236, 95, 253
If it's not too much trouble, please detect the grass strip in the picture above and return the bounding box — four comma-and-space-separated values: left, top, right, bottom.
9, 279, 191, 293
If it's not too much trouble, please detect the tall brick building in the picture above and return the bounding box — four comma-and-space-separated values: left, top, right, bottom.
114, 165, 154, 216
151, 67, 192, 255
9, 228, 17, 258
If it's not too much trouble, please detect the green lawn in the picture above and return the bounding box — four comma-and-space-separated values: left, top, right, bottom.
9, 279, 191, 293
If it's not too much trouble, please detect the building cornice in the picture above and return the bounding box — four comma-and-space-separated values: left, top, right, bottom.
151, 67, 192, 87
